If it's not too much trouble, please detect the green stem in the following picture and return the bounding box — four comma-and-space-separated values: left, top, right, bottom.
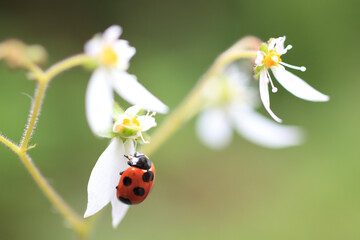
0, 135, 20, 154
0, 53, 96, 239
21, 54, 94, 150
142, 37, 260, 157
23, 59, 45, 81
20, 81, 47, 150
18, 151, 89, 236
45, 54, 93, 81
0, 134, 89, 235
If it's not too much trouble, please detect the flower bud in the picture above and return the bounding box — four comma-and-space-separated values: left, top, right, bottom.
0, 39, 47, 68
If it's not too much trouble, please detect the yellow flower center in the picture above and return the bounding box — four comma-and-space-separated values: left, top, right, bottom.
264, 49, 281, 68
115, 116, 140, 132
123, 117, 140, 127
100, 46, 118, 66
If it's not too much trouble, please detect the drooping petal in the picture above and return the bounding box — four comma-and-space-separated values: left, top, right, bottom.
85, 68, 114, 137
84, 138, 128, 218
110, 194, 130, 228
113, 40, 136, 70
124, 139, 135, 155
109, 139, 133, 227
271, 66, 330, 102
195, 107, 233, 150
137, 115, 157, 132
259, 70, 282, 123
103, 25, 122, 43
111, 71, 169, 114
231, 106, 303, 148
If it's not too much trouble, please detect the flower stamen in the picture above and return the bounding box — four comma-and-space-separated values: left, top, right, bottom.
264, 49, 281, 68
279, 62, 306, 72
139, 132, 149, 144
266, 71, 278, 93
285, 44, 293, 52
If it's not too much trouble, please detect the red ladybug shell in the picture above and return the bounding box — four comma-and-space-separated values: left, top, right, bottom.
116, 162, 155, 205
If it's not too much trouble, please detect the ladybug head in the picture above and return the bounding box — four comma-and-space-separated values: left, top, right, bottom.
125, 152, 152, 170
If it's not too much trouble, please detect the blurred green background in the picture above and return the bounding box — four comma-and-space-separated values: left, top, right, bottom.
0, 0, 359, 239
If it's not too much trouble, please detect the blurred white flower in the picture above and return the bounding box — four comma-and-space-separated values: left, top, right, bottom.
84, 138, 134, 228
84, 105, 157, 227
196, 65, 303, 149
84, 25, 168, 136
254, 36, 329, 122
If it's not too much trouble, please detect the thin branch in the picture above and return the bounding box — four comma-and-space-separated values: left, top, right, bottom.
142, 37, 260, 157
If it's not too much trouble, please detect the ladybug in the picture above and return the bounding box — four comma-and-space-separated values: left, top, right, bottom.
116, 152, 155, 205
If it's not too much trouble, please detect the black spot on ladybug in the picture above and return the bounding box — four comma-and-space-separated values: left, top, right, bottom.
142, 171, 154, 182
133, 187, 145, 196
123, 177, 132, 186
118, 196, 132, 205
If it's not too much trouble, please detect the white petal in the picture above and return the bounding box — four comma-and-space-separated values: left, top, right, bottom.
111, 71, 169, 114
84, 37, 103, 57
125, 105, 143, 116
269, 36, 286, 53
124, 139, 135, 155
110, 194, 130, 228
137, 115, 157, 132
84, 138, 128, 218
259, 70, 282, 123
255, 51, 265, 66
196, 108, 233, 150
103, 25, 122, 43
274, 36, 287, 54
231, 106, 304, 148
113, 40, 136, 70
85, 68, 114, 137
271, 66, 330, 102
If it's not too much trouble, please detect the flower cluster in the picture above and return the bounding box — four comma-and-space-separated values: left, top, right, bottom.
81, 29, 330, 228
83, 26, 166, 227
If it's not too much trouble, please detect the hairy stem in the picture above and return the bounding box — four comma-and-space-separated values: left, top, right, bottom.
0, 134, 89, 235
0, 135, 20, 154
20, 81, 47, 150
0, 53, 96, 239
18, 151, 89, 236
143, 36, 261, 157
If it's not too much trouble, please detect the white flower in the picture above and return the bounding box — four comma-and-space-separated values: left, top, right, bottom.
113, 105, 157, 141
84, 138, 134, 228
84, 105, 157, 227
196, 65, 303, 149
254, 36, 329, 123
85, 25, 168, 136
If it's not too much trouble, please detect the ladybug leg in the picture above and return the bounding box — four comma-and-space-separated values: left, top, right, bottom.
115, 186, 118, 189
119, 171, 124, 175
